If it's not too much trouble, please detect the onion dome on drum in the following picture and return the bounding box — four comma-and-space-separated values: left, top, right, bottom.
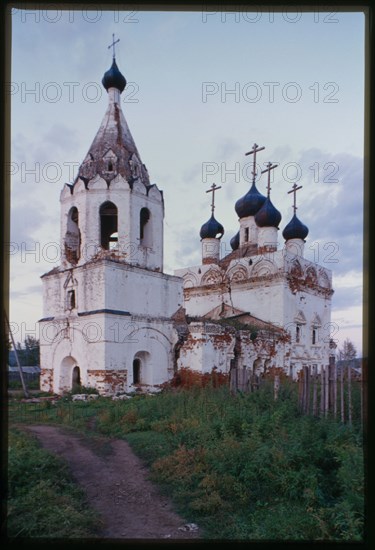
200, 215, 224, 240
235, 182, 266, 219
282, 213, 309, 240
230, 231, 240, 250
102, 58, 127, 93
254, 196, 282, 228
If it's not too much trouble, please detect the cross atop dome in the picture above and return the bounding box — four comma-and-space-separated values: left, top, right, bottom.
108, 33, 120, 59
245, 143, 265, 184
206, 183, 222, 215
200, 184, 224, 240
102, 35, 126, 93
261, 161, 278, 197
282, 184, 309, 241
288, 183, 303, 214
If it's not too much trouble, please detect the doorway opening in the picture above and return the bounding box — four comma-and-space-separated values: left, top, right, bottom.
133, 358, 141, 384
72, 366, 81, 390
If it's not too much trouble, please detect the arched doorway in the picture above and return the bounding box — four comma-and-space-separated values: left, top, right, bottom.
133, 358, 141, 384
59, 356, 80, 393
132, 351, 152, 385
72, 366, 81, 390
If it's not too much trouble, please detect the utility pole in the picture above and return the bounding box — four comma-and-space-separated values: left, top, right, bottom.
5, 310, 29, 398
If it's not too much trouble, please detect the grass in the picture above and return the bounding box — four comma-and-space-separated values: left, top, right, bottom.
7, 428, 100, 539
7, 377, 364, 541
8, 377, 40, 390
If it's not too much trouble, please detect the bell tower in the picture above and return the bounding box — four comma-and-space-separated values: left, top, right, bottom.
60, 45, 163, 272
39, 39, 182, 395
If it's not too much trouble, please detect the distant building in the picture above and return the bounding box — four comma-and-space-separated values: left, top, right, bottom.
336, 358, 362, 377
39, 50, 334, 395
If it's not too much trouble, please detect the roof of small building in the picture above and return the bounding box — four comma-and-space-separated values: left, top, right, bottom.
201, 303, 284, 333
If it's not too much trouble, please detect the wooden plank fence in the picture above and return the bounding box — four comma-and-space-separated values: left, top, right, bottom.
298, 362, 364, 426
230, 361, 365, 428
229, 367, 261, 394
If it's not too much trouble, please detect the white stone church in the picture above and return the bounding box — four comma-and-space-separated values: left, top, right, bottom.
39, 52, 334, 395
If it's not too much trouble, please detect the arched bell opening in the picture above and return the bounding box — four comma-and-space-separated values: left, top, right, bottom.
100, 201, 118, 250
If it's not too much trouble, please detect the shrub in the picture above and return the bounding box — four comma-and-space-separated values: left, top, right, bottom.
167, 367, 229, 389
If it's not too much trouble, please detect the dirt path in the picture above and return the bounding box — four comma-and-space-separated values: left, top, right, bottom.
26, 425, 200, 540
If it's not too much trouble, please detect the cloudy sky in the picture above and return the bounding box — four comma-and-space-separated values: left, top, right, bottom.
9, 7, 365, 355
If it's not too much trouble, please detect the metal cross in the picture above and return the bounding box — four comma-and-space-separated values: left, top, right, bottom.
261, 162, 278, 197
288, 183, 303, 213
245, 143, 265, 183
108, 33, 120, 59
206, 183, 222, 214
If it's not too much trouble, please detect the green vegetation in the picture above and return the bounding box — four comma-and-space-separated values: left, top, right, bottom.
8, 377, 364, 541
8, 377, 40, 390
7, 428, 100, 538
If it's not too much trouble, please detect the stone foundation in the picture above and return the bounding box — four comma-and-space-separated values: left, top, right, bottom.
87, 369, 128, 395
40, 368, 53, 393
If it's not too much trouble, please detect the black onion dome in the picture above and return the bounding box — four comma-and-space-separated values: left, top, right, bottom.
254, 197, 282, 228
200, 215, 224, 239
282, 213, 309, 240
102, 58, 126, 93
230, 231, 240, 251
235, 182, 266, 219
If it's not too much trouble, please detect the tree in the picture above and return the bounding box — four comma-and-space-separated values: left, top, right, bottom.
15, 336, 40, 366
24, 335, 40, 365
338, 338, 357, 362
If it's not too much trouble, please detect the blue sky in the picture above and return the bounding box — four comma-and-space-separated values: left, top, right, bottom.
9, 8, 365, 355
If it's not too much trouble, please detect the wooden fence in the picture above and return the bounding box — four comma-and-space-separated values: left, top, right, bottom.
298, 361, 365, 427
229, 360, 366, 428
229, 367, 261, 394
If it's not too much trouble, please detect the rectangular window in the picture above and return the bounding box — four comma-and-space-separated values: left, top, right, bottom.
296, 324, 301, 343
312, 328, 317, 345
244, 227, 249, 242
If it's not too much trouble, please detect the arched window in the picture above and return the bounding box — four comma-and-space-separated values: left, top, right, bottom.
67, 289, 76, 310
100, 202, 118, 250
140, 207, 152, 247
296, 324, 301, 343
65, 206, 80, 264
312, 328, 317, 345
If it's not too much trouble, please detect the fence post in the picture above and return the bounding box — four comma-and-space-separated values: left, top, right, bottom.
229, 367, 235, 393
333, 361, 337, 419
274, 374, 280, 401
340, 365, 345, 423
320, 366, 325, 418
362, 358, 367, 437
305, 366, 311, 414
325, 364, 329, 417
298, 368, 304, 411
312, 365, 318, 416
348, 363, 352, 426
